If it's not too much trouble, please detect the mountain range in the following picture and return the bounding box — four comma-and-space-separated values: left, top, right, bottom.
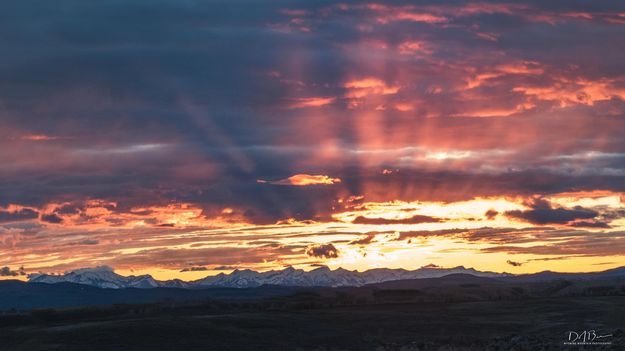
28, 265, 507, 289
26, 265, 625, 291
2, 266, 623, 311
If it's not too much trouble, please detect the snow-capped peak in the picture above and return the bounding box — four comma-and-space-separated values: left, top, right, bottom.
29, 266, 158, 289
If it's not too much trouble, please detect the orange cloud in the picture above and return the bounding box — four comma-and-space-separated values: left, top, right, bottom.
452, 2, 529, 16
305, 243, 340, 258
16, 200, 248, 230
20, 134, 60, 141
258, 174, 341, 186
287, 97, 336, 108
513, 78, 625, 107
393, 102, 415, 112
452, 104, 534, 118
466, 61, 544, 89
343, 78, 399, 99
0, 205, 39, 223
388, 12, 448, 24
397, 40, 432, 55
366, 4, 448, 24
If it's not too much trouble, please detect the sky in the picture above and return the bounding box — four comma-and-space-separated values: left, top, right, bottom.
2, 0, 625, 280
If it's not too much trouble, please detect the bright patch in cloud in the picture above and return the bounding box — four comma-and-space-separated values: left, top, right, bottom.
425, 151, 472, 160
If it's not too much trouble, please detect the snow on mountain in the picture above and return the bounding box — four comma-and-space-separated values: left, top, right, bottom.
28, 265, 507, 289
29, 266, 159, 289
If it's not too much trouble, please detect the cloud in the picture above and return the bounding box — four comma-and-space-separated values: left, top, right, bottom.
365, 4, 448, 24
348, 234, 376, 245
0, 207, 39, 223
305, 243, 340, 258
65, 239, 99, 246
0, 266, 25, 277
20, 134, 62, 141
0, 0, 624, 228
258, 174, 341, 186
352, 214, 443, 225
41, 213, 63, 224
343, 78, 400, 99
505, 198, 598, 225
396, 228, 466, 241
397, 40, 433, 55
180, 266, 209, 272
287, 97, 336, 109
485, 209, 498, 220
569, 220, 611, 228
512, 78, 625, 108
481, 231, 625, 257
506, 260, 524, 267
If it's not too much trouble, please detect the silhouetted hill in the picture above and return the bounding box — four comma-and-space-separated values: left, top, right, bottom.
369, 273, 502, 289
500, 266, 625, 283
0, 280, 296, 311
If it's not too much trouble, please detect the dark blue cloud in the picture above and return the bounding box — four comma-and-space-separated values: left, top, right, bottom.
505, 198, 598, 225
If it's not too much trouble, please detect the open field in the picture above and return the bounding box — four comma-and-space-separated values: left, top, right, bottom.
1, 294, 623, 350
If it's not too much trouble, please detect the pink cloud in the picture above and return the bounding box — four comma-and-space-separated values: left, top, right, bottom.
287, 97, 336, 108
